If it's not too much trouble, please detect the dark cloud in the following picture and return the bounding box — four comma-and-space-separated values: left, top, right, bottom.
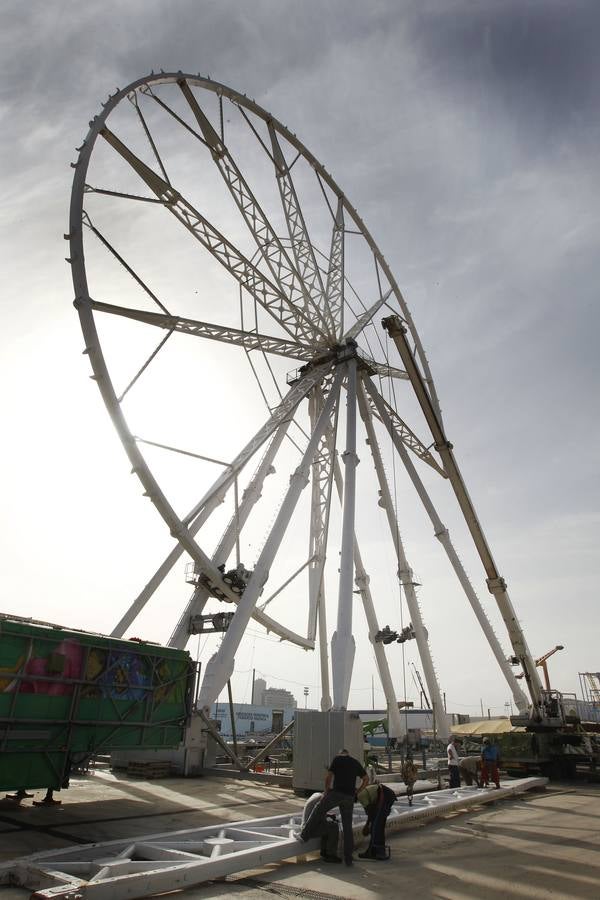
409, 1, 600, 155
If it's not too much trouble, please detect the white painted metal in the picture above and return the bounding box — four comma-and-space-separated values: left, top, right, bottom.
111, 368, 325, 646
0, 778, 546, 899
343, 287, 393, 341
382, 316, 545, 719
331, 454, 403, 739
179, 80, 328, 345
325, 196, 345, 337
357, 377, 451, 741
71, 72, 545, 742
361, 373, 446, 475
268, 122, 332, 340
88, 299, 315, 360
169, 418, 291, 648
307, 384, 337, 711
331, 357, 358, 709
362, 373, 529, 713
198, 370, 343, 710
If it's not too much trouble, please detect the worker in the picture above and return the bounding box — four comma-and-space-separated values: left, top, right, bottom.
481, 737, 501, 788
401, 754, 419, 805
299, 749, 368, 866
365, 754, 379, 784
357, 781, 397, 859
447, 735, 461, 788
298, 792, 341, 863
459, 755, 482, 787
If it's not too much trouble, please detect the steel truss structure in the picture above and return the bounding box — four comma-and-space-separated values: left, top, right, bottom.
69, 72, 548, 738
0, 777, 546, 899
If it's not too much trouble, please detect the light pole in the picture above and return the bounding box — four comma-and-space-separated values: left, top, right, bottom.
304, 687, 309, 709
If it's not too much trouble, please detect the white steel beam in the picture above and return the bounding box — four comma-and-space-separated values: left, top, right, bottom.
343, 288, 393, 342
362, 378, 528, 713
307, 383, 337, 711
331, 358, 358, 708
1, 779, 546, 900
268, 123, 333, 339
325, 196, 345, 338
99, 126, 317, 344
357, 376, 451, 741
361, 372, 446, 476
331, 453, 403, 738
182, 361, 332, 527
198, 369, 344, 710
382, 315, 544, 716
364, 359, 409, 380
179, 81, 328, 345
111, 364, 330, 640
169, 418, 291, 648
87, 299, 315, 360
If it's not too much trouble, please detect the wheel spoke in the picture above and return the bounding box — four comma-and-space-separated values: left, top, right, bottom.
117, 328, 174, 402
171, 416, 305, 649
325, 197, 345, 338
82, 213, 171, 315
342, 287, 393, 342
258, 556, 316, 612
182, 359, 334, 527
87, 299, 314, 360
129, 91, 171, 186
360, 356, 408, 380
268, 123, 334, 337
99, 125, 318, 343
361, 372, 447, 477
178, 81, 329, 345
109, 360, 333, 640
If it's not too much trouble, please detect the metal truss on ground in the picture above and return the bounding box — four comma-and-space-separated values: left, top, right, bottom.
1, 778, 545, 899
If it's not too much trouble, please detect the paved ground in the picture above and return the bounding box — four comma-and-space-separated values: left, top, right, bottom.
0, 770, 599, 898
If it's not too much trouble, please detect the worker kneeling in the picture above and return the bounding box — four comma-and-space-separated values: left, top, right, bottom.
299, 792, 343, 862
357, 782, 397, 860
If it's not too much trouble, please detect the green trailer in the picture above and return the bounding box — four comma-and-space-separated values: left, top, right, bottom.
0, 614, 196, 793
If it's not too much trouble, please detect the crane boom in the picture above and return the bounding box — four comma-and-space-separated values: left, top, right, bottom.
382, 315, 549, 723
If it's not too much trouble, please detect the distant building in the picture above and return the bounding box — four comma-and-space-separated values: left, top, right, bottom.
251, 677, 296, 709
252, 677, 266, 705
263, 687, 297, 709
210, 702, 295, 739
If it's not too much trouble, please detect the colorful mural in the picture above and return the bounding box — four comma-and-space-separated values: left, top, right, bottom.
0, 633, 186, 703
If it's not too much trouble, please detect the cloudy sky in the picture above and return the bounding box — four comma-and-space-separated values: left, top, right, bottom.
1, 0, 599, 718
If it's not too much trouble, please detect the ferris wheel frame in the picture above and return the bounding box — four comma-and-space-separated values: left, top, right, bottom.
68, 72, 542, 732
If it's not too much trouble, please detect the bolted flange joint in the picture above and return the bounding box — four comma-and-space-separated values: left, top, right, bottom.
487, 576, 507, 595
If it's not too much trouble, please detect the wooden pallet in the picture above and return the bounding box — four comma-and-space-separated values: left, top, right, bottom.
127, 760, 172, 779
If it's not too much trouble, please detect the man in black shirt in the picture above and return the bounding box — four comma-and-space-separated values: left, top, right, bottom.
299, 749, 368, 866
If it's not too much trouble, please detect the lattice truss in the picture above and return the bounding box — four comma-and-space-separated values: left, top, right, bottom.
69, 73, 530, 729
0, 780, 544, 900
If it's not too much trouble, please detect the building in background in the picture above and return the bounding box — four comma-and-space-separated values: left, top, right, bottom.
251, 677, 296, 709
252, 677, 266, 705
263, 686, 297, 709
210, 702, 295, 740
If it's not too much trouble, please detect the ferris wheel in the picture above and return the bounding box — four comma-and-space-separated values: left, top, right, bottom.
68, 72, 535, 736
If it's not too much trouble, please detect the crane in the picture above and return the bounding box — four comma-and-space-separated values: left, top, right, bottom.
516, 645, 564, 691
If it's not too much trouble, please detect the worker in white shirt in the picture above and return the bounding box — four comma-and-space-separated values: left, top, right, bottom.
447, 736, 461, 788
